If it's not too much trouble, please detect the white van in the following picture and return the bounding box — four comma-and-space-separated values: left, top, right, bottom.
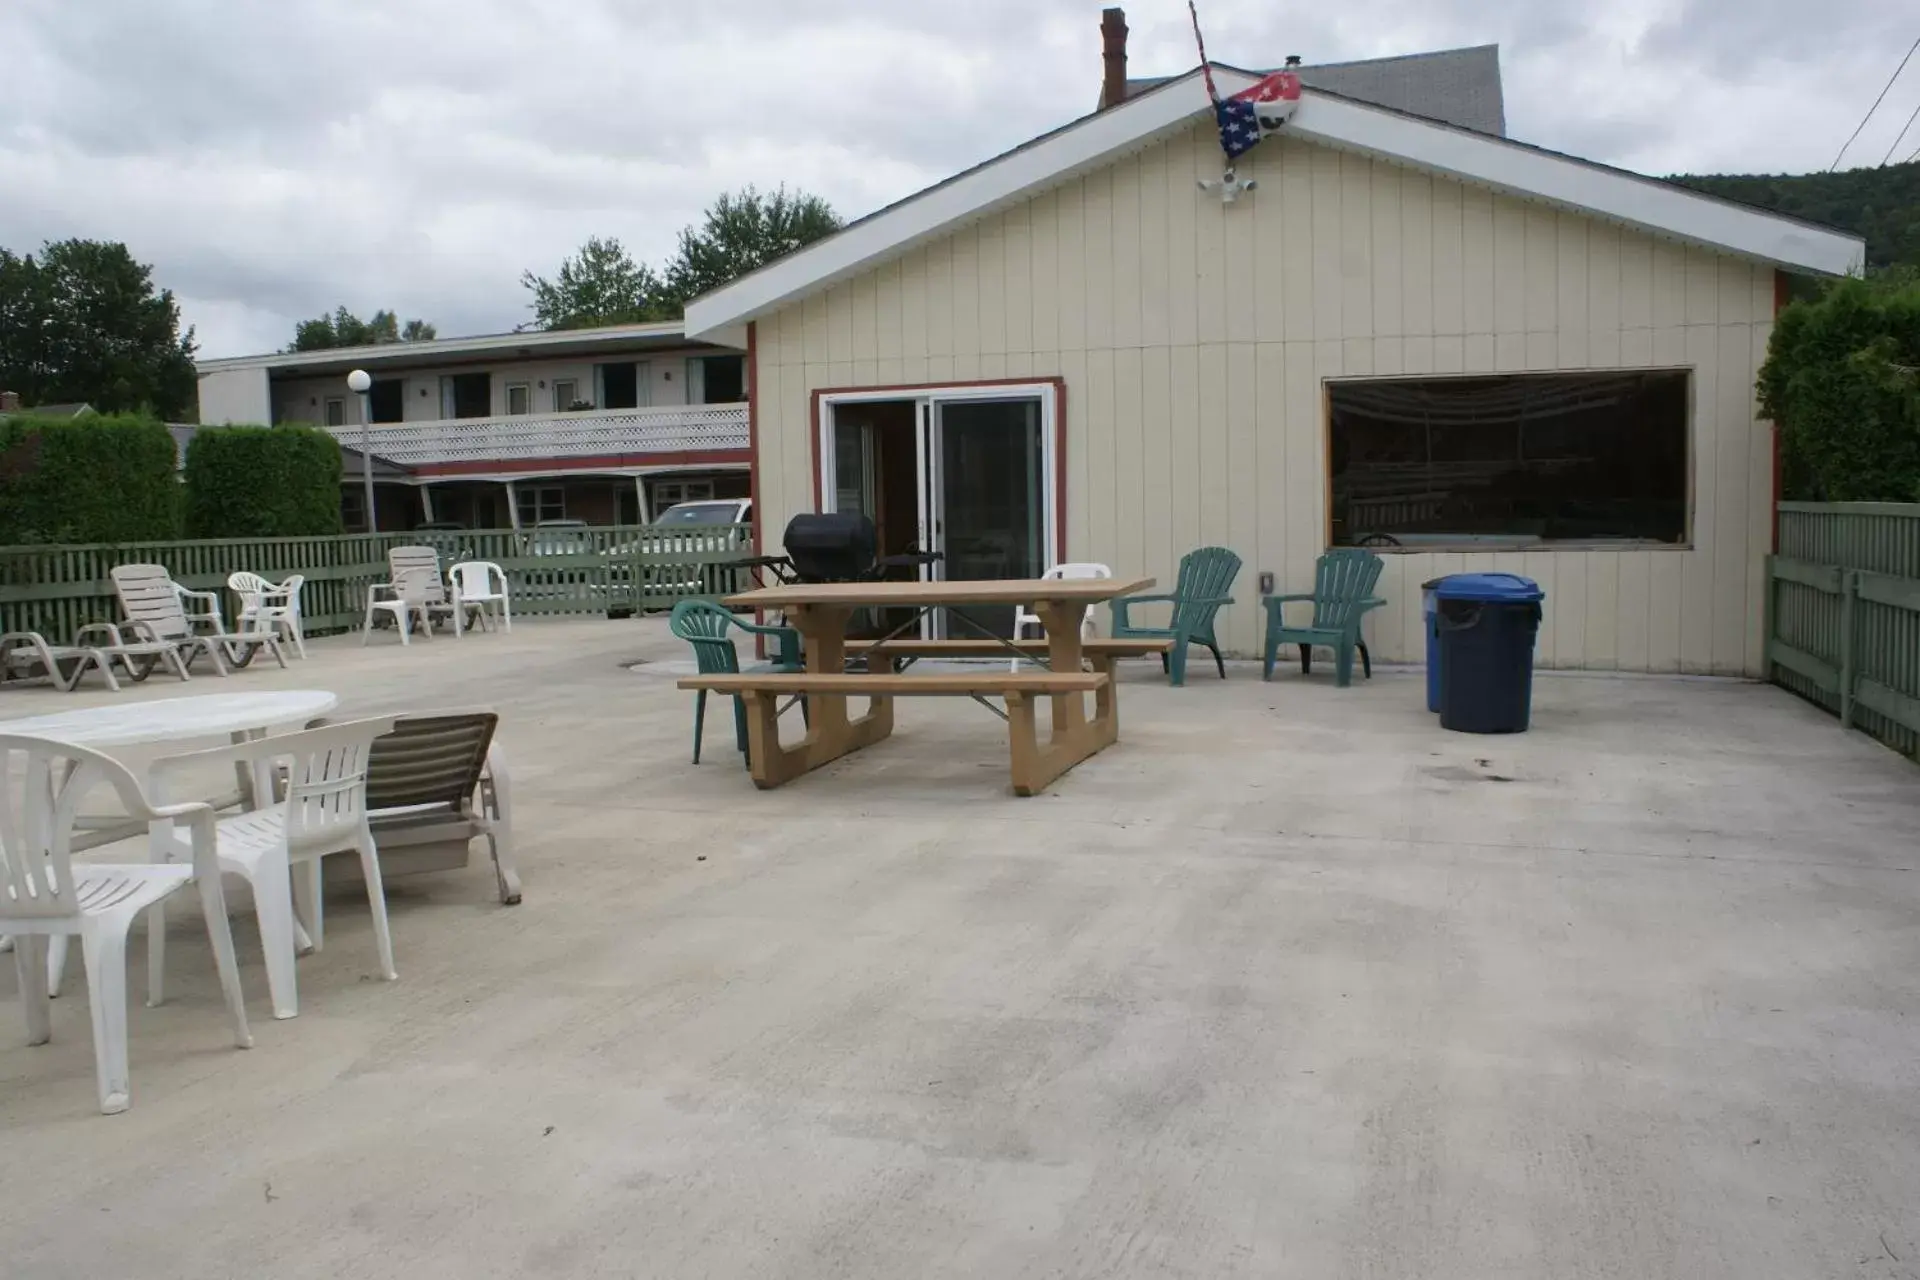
634, 498, 754, 605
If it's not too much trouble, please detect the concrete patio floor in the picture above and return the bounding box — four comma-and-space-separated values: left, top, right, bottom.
1, 616, 1917, 1278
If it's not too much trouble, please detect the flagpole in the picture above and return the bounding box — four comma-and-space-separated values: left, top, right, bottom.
1188, 0, 1220, 103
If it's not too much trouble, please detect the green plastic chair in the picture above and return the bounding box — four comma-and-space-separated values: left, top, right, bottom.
1260, 549, 1386, 687
668, 600, 804, 766
1110, 546, 1242, 686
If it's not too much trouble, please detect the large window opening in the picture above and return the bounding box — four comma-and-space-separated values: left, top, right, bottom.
1329, 370, 1690, 548
439, 372, 491, 420
687, 355, 746, 404
596, 361, 649, 410
368, 378, 405, 424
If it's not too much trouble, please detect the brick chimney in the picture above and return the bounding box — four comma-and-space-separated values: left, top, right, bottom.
1099, 7, 1129, 110
0, 391, 21, 414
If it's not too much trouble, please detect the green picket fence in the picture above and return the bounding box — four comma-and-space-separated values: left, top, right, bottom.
1766, 502, 1920, 759
0, 525, 757, 640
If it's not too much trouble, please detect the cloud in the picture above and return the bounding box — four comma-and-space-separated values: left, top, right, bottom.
0, 0, 1906, 357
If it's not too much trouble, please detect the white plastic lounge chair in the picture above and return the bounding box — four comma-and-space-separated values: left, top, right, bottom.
110, 564, 286, 674
0, 631, 121, 692
0, 733, 252, 1113
360, 709, 520, 904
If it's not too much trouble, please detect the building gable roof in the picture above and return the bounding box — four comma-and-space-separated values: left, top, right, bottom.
196, 319, 740, 379
684, 66, 1863, 340
1122, 44, 1506, 136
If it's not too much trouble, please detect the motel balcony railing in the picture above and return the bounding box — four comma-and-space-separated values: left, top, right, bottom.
322, 402, 749, 468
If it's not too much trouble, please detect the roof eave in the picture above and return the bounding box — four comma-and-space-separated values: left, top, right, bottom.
196, 318, 704, 376
1285, 90, 1863, 278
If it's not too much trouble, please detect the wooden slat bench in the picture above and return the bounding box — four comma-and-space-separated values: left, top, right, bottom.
677, 669, 1116, 796
846, 636, 1174, 673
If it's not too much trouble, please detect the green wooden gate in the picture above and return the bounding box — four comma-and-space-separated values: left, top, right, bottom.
1766, 502, 1920, 759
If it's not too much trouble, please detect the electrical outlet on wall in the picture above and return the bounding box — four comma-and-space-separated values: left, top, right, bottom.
1258, 571, 1275, 595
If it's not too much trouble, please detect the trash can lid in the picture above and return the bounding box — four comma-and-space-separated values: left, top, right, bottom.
1432, 572, 1544, 603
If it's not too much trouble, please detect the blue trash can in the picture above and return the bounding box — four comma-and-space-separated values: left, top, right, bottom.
1421, 578, 1448, 712
1434, 573, 1545, 734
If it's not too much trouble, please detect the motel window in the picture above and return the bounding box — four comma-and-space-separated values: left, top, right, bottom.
341, 487, 367, 532
553, 378, 581, 412
686, 355, 746, 405
1328, 370, 1690, 549
652, 479, 715, 507
439, 372, 492, 420
516, 485, 566, 525
506, 382, 532, 415
369, 378, 406, 423
323, 397, 346, 427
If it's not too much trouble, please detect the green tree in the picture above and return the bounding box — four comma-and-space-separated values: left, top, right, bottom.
288, 306, 437, 351
664, 186, 842, 305
1758, 274, 1920, 501
0, 239, 197, 418
1674, 159, 1920, 277
520, 236, 676, 330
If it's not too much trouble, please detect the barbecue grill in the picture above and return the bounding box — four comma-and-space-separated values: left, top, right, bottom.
747, 513, 942, 586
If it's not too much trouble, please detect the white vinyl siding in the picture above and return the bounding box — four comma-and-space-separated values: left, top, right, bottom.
753, 122, 1778, 675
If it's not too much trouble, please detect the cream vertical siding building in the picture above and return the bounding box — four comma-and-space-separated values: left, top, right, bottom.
687, 63, 1861, 677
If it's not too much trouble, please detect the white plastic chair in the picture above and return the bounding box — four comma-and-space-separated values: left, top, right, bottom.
1011, 562, 1113, 670
0, 733, 252, 1113
148, 716, 400, 1020
362, 547, 454, 646
229, 572, 308, 658
447, 561, 511, 635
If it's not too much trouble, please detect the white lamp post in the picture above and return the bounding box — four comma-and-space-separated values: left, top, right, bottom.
346, 369, 376, 533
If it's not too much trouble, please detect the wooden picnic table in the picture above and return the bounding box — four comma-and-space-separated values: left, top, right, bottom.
679, 576, 1158, 795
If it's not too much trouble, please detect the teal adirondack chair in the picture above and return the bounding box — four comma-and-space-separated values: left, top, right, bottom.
669, 600, 805, 766
1110, 546, 1242, 686
1260, 549, 1386, 687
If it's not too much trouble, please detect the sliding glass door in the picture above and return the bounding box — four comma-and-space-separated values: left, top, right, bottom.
926, 398, 1046, 635
820, 383, 1057, 637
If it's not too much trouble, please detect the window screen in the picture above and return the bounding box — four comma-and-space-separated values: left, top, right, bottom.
1328, 370, 1689, 548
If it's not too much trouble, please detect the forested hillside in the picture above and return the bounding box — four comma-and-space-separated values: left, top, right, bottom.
1673, 160, 1920, 274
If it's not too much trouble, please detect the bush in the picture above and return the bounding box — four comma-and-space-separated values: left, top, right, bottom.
0, 413, 180, 543
1758, 275, 1920, 502
183, 425, 343, 538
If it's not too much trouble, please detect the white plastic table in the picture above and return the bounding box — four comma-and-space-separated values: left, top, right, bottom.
0, 690, 339, 986
0, 689, 338, 750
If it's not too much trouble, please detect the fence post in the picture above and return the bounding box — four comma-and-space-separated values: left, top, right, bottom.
1839, 568, 1857, 729
1762, 554, 1777, 683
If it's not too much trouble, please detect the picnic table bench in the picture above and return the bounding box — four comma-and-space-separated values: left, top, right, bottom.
676, 578, 1161, 796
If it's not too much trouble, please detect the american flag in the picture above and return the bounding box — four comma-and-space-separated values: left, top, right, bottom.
1213, 71, 1302, 160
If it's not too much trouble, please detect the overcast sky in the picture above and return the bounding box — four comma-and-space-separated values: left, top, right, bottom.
2, 0, 1913, 358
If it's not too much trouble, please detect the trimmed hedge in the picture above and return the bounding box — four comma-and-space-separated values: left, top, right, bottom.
1758, 275, 1920, 502
183, 425, 343, 538
0, 413, 181, 544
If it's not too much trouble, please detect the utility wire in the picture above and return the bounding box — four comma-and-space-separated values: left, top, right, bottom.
1830, 34, 1920, 171
1881, 97, 1920, 165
